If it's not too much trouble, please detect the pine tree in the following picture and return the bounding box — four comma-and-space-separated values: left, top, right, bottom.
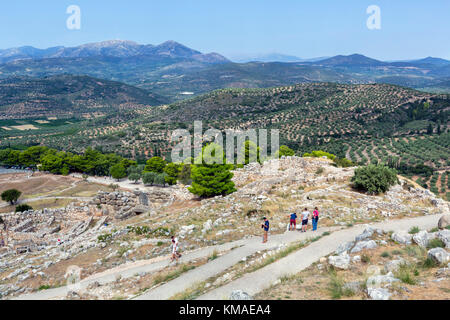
188, 143, 236, 198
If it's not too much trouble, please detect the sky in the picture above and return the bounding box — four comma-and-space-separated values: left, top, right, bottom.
0, 0, 449, 60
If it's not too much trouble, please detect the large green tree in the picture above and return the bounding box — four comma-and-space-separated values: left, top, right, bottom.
110, 163, 127, 180
189, 143, 236, 198
351, 164, 398, 195
144, 157, 167, 173
1, 189, 22, 205
164, 163, 181, 186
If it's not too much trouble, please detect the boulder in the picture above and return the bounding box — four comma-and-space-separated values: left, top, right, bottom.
343, 281, 363, 294
391, 231, 412, 245
412, 231, 431, 248
427, 248, 450, 265
384, 258, 406, 273
350, 240, 377, 253
180, 225, 196, 237
230, 290, 252, 300
436, 230, 450, 248
335, 241, 355, 255
202, 220, 212, 234
138, 192, 149, 206
367, 287, 391, 300
355, 228, 374, 242
366, 272, 399, 289
328, 252, 351, 270
366, 265, 381, 276
438, 215, 450, 230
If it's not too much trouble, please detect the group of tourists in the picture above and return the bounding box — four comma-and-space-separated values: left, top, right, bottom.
169, 208, 321, 260
289, 207, 320, 232
262, 207, 320, 243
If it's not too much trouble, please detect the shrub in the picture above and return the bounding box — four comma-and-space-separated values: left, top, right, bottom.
128, 172, 141, 184
420, 257, 437, 269
127, 225, 150, 235
109, 183, 119, 191
1, 189, 22, 205
328, 274, 344, 299
427, 238, 445, 249
142, 172, 158, 185
351, 164, 398, 194
395, 263, 419, 285
403, 245, 426, 258
303, 150, 336, 160
97, 233, 113, 243
361, 254, 371, 263
327, 274, 354, 299
38, 285, 51, 291
15, 204, 33, 212
334, 157, 355, 168
277, 145, 295, 157
409, 226, 420, 234
315, 167, 325, 175
154, 173, 168, 186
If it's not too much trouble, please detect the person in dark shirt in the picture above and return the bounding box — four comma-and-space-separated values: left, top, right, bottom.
262, 217, 270, 243
289, 212, 297, 231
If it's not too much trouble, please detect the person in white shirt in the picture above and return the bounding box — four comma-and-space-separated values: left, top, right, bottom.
171, 235, 182, 263
301, 208, 310, 232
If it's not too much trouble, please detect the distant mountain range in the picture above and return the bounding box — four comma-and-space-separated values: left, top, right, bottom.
228, 53, 330, 63
0, 40, 449, 103
0, 40, 229, 64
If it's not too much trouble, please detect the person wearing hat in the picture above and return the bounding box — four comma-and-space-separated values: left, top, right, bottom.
261, 217, 270, 243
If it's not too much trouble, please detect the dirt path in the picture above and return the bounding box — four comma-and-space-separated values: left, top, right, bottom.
134, 226, 342, 300
0, 196, 92, 208
197, 214, 440, 300
71, 174, 146, 192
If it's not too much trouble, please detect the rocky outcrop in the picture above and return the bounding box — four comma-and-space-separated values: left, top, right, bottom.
230, 290, 252, 300
391, 231, 412, 245
428, 248, 450, 265
438, 215, 450, 230
328, 252, 351, 270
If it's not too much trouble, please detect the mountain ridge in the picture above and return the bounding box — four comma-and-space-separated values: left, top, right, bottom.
0, 40, 229, 64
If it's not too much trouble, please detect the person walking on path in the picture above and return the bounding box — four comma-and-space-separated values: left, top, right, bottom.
289, 212, 297, 231
301, 208, 310, 232
170, 236, 182, 263
312, 207, 320, 231
262, 217, 270, 243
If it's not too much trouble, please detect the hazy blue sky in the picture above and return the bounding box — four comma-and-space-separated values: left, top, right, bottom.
1, 0, 449, 60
